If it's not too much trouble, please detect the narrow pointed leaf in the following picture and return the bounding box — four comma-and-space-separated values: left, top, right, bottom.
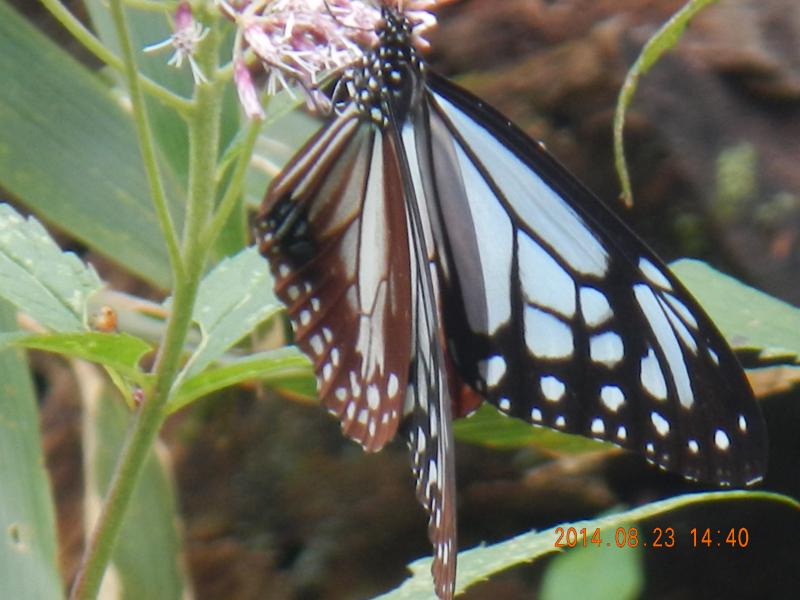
0, 300, 62, 600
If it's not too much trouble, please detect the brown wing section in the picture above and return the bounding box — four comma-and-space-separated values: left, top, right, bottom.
257, 112, 412, 452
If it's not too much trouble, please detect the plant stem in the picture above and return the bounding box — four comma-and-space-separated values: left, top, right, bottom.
204, 118, 263, 244
69, 3, 223, 599
40, 0, 191, 112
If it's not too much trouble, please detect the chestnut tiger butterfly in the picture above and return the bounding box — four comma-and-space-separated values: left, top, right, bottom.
255, 7, 767, 598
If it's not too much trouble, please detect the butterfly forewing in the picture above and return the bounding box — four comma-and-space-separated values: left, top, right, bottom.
421, 72, 767, 486
258, 110, 412, 452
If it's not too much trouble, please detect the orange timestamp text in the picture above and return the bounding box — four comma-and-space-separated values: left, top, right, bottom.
553, 526, 750, 549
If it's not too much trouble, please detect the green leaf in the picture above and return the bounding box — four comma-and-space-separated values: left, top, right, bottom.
180, 246, 283, 378
0, 204, 102, 331
10, 331, 152, 382
540, 537, 643, 600
379, 491, 798, 599
454, 404, 611, 453
672, 259, 800, 362
0, 2, 178, 289
82, 0, 193, 183
614, 0, 719, 205
0, 300, 62, 600
82, 366, 186, 599
245, 97, 321, 208
169, 346, 312, 413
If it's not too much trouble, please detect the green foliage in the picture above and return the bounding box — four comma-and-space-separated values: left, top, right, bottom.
0, 301, 63, 600
0, 0, 797, 598
0, 2, 178, 289
672, 260, 800, 363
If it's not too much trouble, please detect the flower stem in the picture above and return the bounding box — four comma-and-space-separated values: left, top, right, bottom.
40, 0, 191, 112
204, 117, 264, 244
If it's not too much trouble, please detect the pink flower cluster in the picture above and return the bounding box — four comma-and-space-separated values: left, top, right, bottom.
149, 1, 451, 119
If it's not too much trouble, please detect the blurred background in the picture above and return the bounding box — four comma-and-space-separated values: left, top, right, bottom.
6, 0, 800, 598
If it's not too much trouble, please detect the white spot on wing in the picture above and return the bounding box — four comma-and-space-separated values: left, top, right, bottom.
591, 418, 605, 436
531, 408, 543, 422
540, 376, 565, 402
387, 373, 399, 398
579, 287, 613, 328
309, 334, 324, 356
639, 257, 672, 290
524, 306, 574, 359
518, 233, 576, 318
688, 439, 699, 454
664, 293, 699, 329
481, 355, 507, 388
590, 332, 624, 367
617, 425, 627, 441
367, 384, 380, 410
651, 412, 670, 437
708, 347, 720, 365
640, 347, 668, 401
600, 385, 625, 412
658, 296, 698, 353
738, 415, 747, 432
715, 429, 730, 450
498, 398, 511, 412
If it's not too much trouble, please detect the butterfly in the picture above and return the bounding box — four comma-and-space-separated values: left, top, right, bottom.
255, 6, 768, 599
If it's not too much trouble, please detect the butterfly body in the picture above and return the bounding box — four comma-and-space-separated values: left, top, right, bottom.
257, 8, 767, 599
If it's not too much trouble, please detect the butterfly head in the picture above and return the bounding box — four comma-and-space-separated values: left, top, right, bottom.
346, 7, 425, 127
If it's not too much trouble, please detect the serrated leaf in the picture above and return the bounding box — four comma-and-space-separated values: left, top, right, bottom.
169, 346, 312, 413
180, 246, 282, 378
379, 491, 798, 599
454, 404, 612, 453
672, 259, 800, 362
11, 331, 152, 382
0, 204, 102, 331
0, 300, 62, 600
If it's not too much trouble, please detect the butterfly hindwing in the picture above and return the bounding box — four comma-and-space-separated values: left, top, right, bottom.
258, 107, 412, 452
